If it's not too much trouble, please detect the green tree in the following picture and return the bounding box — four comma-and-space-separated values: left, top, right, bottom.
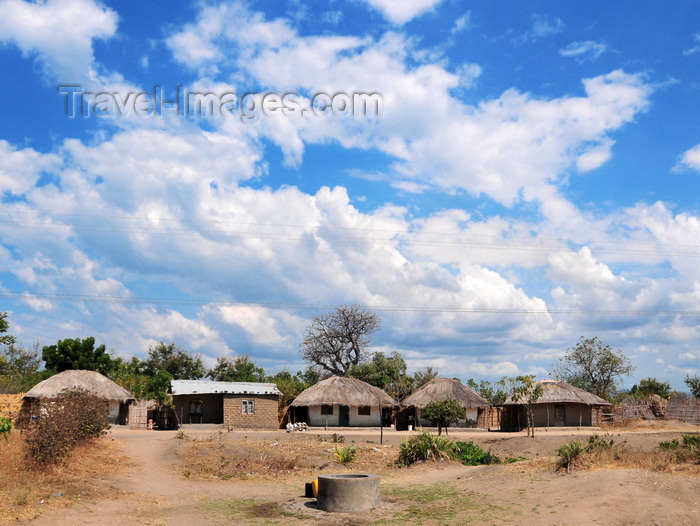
629, 377, 672, 399
551, 336, 634, 401
511, 375, 543, 438
266, 369, 321, 407
0, 312, 16, 347
144, 342, 204, 380
421, 398, 465, 435
299, 305, 380, 375
0, 341, 47, 393
207, 355, 265, 382
413, 366, 440, 390
686, 375, 700, 398
466, 377, 514, 405
347, 351, 415, 401
42, 337, 116, 375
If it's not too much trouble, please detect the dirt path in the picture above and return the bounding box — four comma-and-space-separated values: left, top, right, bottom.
26, 430, 296, 526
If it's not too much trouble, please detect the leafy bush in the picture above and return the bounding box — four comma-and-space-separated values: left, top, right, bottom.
451, 441, 500, 466
24, 388, 110, 466
397, 431, 455, 465
0, 416, 11, 442
333, 445, 357, 463
557, 441, 585, 473
659, 439, 680, 450
682, 434, 700, 451
421, 398, 465, 435
587, 434, 615, 451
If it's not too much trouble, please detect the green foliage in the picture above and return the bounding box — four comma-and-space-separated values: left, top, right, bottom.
24, 388, 110, 466
144, 342, 205, 380
587, 434, 615, 450
299, 304, 380, 375
397, 431, 455, 465
466, 377, 514, 405
0, 342, 47, 393
0, 312, 16, 347
511, 375, 543, 438
330, 433, 345, 443
551, 336, 634, 401
629, 377, 672, 399
421, 398, 465, 435
110, 357, 173, 404
451, 441, 500, 466
347, 351, 415, 401
0, 416, 11, 442
208, 355, 265, 382
685, 375, 700, 398
42, 337, 116, 375
658, 439, 680, 450
267, 368, 319, 407
412, 366, 439, 390
557, 441, 585, 472
659, 435, 700, 462
333, 444, 357, 463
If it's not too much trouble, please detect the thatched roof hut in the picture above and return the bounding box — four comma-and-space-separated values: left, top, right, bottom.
398, 378, 488, 430
23, 370, 134, 424
501, 380, 611, 406
500, 380, 610, 431
289, 376, 396, 427
23, 370, 134, 402
291, 376, 396, 407
401, 378, 489, 409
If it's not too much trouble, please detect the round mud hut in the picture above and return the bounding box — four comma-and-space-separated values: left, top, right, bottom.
22, 369, 135, 424
398, 378, 489, 430
289, 376, 396, 427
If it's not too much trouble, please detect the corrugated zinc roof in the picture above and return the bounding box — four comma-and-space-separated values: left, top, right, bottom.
170, 379, 281, 396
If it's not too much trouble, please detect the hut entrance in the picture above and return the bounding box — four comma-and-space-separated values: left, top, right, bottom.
555, 404, 565, 426
339, 405, 350, 426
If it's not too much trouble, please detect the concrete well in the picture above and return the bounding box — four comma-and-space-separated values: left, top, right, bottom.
316, 473, 380, 513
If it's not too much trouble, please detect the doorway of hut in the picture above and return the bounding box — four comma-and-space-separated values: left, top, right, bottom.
339, 405, 350, 426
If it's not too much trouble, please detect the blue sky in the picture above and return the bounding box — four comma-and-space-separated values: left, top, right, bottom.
0, 0, 699, 390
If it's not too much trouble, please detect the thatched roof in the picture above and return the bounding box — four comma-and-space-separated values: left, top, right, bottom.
401, 378, 489, 408
502, 380, 611, 406
23, 370, 135, 402
290, 376, 396, 407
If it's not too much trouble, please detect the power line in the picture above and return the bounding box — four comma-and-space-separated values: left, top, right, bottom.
2, 291, 699, 316
1, 212, 699, 257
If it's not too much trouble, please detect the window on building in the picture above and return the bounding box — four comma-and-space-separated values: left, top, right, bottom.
189, 401, 202, 415
320, 404, 333, 415
242, 400, 255, 414
358, 405, 371, 416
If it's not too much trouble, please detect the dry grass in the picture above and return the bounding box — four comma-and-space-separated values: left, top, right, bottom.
0, 430, 131, 525
0, 393, 23, 421
176, 433, 398, 481
579, 446, 700, 476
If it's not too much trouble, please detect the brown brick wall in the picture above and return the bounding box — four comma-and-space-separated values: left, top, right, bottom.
223, 394, 279, 429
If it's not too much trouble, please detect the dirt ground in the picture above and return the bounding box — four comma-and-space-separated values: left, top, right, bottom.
20, 423, 700, 526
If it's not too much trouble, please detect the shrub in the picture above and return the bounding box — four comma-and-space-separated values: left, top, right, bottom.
334, 444, 357, 463
451, 441, 500, 466
24, 388, 110, 467
397, 431, 455, 465
0, 416, 11, 442
557, 441, 585, 473
659, 439, 680, 450
587, 434, 615, 451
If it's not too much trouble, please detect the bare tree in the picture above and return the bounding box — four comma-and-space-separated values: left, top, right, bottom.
299, 305, 380, 375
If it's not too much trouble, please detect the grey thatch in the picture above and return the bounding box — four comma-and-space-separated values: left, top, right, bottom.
23, 370, 135, 402
401, 378, 488, 408
502, 380, 611, 406
290, 376, 396, 407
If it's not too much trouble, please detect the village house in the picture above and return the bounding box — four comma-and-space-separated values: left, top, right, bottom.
289, 376, 396, 427
500, 379, 612, 431
171, 379, 281, 429
398, 378, 490, 430
22, 369, 135, 425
